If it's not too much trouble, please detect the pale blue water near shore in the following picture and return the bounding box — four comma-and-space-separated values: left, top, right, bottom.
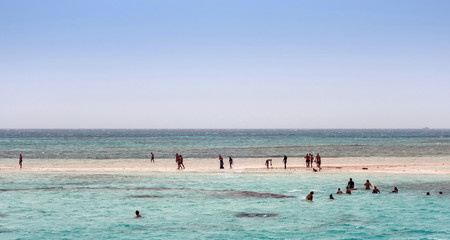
1, 171, 449, 239
1, 129, 450, 239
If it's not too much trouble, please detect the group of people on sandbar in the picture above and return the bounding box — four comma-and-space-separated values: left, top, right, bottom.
175, 153, 185, 170
218, 155, 233, 169
305, 153, 321, 170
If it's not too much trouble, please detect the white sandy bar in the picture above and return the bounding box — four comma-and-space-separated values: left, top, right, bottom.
1, 157, 450, 174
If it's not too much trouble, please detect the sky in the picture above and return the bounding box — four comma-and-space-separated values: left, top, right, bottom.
1, 0, 449, 129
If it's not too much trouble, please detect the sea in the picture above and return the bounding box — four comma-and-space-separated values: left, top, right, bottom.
1, 129, 450, 239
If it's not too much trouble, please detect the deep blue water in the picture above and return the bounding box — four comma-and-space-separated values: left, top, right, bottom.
1, 129, 450, 159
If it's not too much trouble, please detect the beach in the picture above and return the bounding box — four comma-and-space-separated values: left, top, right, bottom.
1, 129, 450, 239
2, 156, 450, 175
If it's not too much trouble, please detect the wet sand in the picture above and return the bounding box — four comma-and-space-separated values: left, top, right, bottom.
1, 156, 449, 174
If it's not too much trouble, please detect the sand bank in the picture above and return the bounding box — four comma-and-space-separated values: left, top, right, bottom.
1, 156, 450, 174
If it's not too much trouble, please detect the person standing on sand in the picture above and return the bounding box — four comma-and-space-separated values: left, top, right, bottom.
310, 154, 314, 168
19, 154, 23, 168
316, 153, 321, 169
150, 152, 155, 162
265, 159, 272, 169
305, 154, 310, 168
229, 156, 233, 169
282, 155, 287, 169
219, 155, 224, 169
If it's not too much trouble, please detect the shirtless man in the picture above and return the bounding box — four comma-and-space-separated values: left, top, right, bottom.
310, 154, 314, 168
392, 187, 398, 193
316, 153, 321, 169
329, 194, 334, 200
336, 188, 343, 194
305, 154, 310, 168
364, 180, 372, 190
229, 156, 233, 169
150, 152, 155, 162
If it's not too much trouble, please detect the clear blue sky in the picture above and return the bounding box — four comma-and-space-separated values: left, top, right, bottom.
1, 0, 449, 128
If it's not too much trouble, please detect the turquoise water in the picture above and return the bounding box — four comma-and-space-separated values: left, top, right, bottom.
1, 130, 450, 239
1, 171, 449, 239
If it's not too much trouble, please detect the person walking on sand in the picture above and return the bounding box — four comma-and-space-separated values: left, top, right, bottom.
219, 155, 224, 169
19, 154, 23, 168
282, 155, 287, 169
180, 155, 185, 169
150, 152, 155, 162
176, 154, 181, 170
229, 156, 233, 169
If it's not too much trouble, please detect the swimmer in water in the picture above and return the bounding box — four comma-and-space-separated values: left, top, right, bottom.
426, 192, 430, 195
346, 187, 352, 194
392, 187, 398, 193
439, 191, 443, 195
306, 191, 314, 201
329, 194, 334, 200
364, 180, 372, 190
336, 188, 343, 194
347, 178, 355, 189
135, 210, 142, 218
372, 185, 380, 194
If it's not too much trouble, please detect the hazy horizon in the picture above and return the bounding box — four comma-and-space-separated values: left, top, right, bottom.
1, 1, 449, 129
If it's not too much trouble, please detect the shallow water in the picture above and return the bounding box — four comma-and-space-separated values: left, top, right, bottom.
1, 171, 449, 239
2, 129, 450, 159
